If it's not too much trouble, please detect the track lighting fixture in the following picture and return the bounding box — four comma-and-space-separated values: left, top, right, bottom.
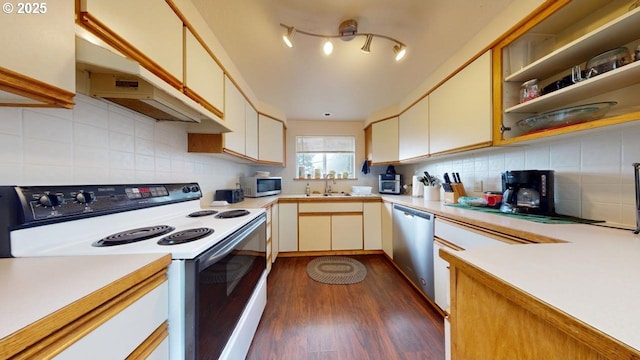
280, 19, 407, 61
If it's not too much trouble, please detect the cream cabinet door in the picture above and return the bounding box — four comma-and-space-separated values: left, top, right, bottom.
429, 50, 492, 154
332, 215, 363, 250
271, 204, 279, 262
245, 105, 259, 160
363, 202, 382, 250
278, 203, 298, 252
0, 0, 74, 106
399, 96, 429, 161
299, 216, 331, 251
258, 115, 284, 164
185, 29, 224, 113
81, 0, 183, 83
382, 202, 393, 258
371, 117, 399, 163
223, 77, 246, 155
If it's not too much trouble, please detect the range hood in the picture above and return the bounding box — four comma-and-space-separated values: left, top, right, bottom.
75, 37, 229, 132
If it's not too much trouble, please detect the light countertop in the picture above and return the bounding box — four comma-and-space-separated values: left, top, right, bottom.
0, 253, 170, 357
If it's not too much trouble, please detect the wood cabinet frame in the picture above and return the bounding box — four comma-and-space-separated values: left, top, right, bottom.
443, 250, 640, 359
0, 68, 75, 109
492, 0, 640, 145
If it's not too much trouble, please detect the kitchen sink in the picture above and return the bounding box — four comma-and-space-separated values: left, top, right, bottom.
307, 192, 352, 197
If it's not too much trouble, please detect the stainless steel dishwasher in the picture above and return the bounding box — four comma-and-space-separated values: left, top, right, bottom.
392, 204, 435, 301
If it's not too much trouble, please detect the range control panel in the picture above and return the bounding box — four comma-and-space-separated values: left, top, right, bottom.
15, 183, 202, 224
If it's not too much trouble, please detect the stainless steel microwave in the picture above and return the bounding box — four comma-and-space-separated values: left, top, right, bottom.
239, 176, 282, 197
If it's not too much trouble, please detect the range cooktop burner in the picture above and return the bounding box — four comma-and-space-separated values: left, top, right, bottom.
187, 210, 219, 218
93, 225, 175, 247
157, 227, 214, 245
215, 209, 250, 219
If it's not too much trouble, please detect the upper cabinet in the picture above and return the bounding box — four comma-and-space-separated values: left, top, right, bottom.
184, 28, 224, 117
399, 96, 430, 161
222, 76, 246, 156
0, 0, 75, 108
78, 0, 183, 89
430, 50, 493, 155
495, 0, 640, 145
371, 117, 399, 164
258, 114, 285, 165
245, 104, 259, 160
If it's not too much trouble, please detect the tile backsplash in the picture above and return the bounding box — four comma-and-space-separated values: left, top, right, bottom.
0, 94, 252, 204
403, 124, 640, 226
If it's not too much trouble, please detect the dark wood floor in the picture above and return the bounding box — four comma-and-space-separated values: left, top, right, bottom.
246, 255, 445, 360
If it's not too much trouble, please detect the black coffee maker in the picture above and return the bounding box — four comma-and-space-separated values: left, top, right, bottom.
500, 170, 555, 215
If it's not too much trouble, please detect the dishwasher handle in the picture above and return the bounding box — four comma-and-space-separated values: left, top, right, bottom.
393, 204, 433, 221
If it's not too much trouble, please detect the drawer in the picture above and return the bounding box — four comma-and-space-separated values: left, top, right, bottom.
298, 202, 363, 213
435, 218, 509, 250
55, 281, 168, 359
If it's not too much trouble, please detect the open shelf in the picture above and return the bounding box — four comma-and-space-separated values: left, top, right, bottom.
505, 5, 640, 83
505, 60, 640, 114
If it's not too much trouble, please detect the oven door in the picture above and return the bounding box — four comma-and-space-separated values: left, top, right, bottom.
185, 214, 266, 359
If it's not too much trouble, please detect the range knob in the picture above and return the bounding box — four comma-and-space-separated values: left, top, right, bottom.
182, 186, 191, 193
190, 185, 200, 193
75, 192, 94, 204
39, 193, 63, 207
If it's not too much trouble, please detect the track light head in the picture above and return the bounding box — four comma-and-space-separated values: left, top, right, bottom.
283, 27, 296, 48
393, 44, 406, 61
323, 39, 333, 55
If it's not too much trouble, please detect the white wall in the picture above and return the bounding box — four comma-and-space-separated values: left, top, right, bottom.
0, 94, 253, 205
400, 123, 640, 226
254, 119, 384, 195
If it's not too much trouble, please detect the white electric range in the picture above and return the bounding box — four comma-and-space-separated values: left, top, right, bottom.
0, 183, 267, 360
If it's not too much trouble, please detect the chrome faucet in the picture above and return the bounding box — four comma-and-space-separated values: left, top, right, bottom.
324, 173, 336, 195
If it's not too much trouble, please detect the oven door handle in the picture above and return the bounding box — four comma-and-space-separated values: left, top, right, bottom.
199, 215, 265, 270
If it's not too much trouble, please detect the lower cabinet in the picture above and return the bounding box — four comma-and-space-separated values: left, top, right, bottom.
298, 214, 364, 251
298, 202, 364, 252
299, 215, 331, 251
434, 217, 514, 359
265, 204, 273, 273
278, 203, 298, 252
331, 214, 363, 250
381, 202, 393, 257
271, 203, 279, 263
443, 253, 622, 360
57, 282, 169, 360
279, 200, 382, 252
2, 255, 170, 360
363, 202, 382, 250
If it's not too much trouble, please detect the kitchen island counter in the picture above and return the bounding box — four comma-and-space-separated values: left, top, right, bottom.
380, 195, 640, 356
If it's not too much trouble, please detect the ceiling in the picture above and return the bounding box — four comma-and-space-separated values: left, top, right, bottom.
192, 0, 515, 122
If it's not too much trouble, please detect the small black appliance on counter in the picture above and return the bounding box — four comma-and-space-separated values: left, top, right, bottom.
500, 170, 554, 215
214, 188, 244, 203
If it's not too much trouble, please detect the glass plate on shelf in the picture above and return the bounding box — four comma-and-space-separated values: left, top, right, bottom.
516, 101, 617, 134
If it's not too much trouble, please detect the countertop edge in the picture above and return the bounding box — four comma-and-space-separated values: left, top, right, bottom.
0, 253, 171, 359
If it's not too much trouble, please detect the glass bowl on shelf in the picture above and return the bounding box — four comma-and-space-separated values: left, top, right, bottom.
516, 101, 617, 134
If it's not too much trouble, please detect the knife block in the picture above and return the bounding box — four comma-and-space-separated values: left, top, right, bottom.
444, 183, 467, 204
